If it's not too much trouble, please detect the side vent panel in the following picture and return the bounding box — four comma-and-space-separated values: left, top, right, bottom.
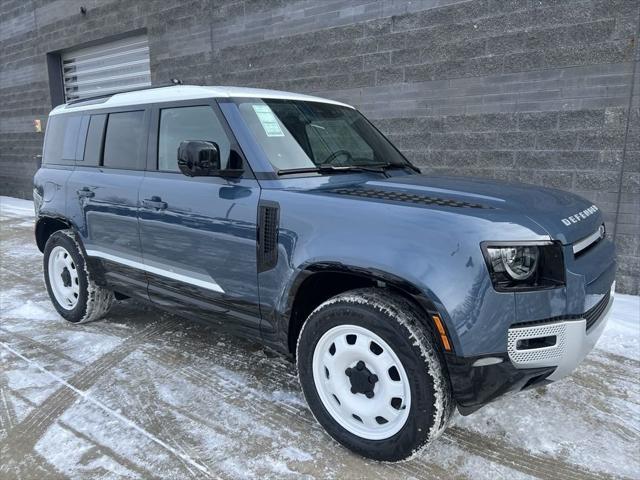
258, 201, 280, 273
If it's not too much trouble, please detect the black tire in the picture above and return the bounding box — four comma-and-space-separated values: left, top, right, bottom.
43, 229, 115, 323
296, 288, 453, 462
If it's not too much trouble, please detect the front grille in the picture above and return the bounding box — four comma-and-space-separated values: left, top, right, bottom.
585, 292, 610, 331
573, 224, 605, 258
512, 292, 610, 331
328, 188, 489, 209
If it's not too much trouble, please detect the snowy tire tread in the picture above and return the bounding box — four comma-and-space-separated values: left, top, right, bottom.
296, 288, 453, 461
43, 229, 115, 324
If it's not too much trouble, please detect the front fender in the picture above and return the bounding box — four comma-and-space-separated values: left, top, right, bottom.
257, 188, 551, 356
280, 260, 461, 353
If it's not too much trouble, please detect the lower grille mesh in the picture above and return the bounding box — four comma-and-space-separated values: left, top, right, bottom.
508, 323, 567, 365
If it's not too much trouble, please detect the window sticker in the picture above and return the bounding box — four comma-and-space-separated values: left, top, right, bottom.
252, 104, 285, 137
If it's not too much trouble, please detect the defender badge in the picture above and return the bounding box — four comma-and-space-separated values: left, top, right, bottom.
561, 205, 598, 226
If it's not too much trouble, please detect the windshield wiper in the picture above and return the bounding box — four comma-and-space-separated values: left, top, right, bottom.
277, 163, 400, 177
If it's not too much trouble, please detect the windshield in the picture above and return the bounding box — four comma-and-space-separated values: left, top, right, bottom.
233, 98, 409, 172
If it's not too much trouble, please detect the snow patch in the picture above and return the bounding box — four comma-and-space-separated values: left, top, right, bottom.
35, 421, 137, 479
0, 196, 34, 217
2, 343, 214, 477
2, 300, 60, 322
597, 293, 639, 360
38, 330, 124, 364
4, 363, 62, 405
270, 389, 306, 407
280, 445, 313, 462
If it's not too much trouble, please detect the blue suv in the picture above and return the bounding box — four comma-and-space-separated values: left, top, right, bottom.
34, 84, 616, 461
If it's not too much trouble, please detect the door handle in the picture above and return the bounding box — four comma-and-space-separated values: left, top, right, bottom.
143, 196, 168, 210
77, 187, 95, 198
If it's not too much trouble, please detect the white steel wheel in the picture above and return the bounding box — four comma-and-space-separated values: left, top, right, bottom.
47, 245, 80, 310
312, 324, 411, 440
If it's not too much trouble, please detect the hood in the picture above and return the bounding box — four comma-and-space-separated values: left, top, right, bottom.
357, 175, 603, 245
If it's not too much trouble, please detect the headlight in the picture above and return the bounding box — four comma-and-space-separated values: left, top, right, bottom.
490, 246, 538, 280
481, 242, 565, 291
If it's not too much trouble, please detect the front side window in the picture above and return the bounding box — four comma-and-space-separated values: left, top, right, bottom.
234, 99, 408, 172
158, 106, 230, 171
103, 111, 145, 169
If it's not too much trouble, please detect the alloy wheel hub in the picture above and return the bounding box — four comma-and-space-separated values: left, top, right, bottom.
345, 360, 378, 398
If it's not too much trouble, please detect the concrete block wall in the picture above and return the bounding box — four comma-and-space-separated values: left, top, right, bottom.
1, 0, 638, 293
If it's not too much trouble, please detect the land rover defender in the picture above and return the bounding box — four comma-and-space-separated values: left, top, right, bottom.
34, 85, 616, 461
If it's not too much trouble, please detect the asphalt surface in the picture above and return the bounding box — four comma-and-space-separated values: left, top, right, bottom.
1, 197, 638, 480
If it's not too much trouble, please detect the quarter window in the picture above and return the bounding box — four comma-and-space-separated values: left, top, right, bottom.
158, 106, 230, 171
42, 115, 84, 164
61, 116, 82, 160
103, 111, 146, 169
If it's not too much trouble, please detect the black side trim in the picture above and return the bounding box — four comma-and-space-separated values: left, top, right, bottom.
254, 171, 279, 180
257, 201, 279, 273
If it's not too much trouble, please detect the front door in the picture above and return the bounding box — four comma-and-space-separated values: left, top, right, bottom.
138, 101, 262, 335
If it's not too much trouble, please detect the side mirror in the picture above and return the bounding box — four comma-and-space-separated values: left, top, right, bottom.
178, 140, 220, 177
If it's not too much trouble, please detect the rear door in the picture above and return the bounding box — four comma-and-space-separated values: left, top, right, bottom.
66, 108, 149, 298
138, 100, 262, 335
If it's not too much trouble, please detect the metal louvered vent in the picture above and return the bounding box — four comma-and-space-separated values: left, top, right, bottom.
258, 202, 280, 272
61, 34, 151, 102
329, 188, 488, 209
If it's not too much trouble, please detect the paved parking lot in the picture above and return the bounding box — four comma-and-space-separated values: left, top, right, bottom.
1, 196, 639, 479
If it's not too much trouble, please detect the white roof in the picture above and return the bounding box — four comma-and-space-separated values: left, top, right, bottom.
50, 85, 353, 115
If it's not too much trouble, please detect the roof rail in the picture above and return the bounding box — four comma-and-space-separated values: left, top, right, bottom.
65, 79, 183, 106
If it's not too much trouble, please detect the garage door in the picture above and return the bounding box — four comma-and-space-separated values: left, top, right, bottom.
61, 35, 151, 102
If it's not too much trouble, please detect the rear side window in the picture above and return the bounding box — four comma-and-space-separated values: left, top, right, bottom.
103, 111, 146, 169
83, 114, 107, 166
43, 115, 85, 164
158, 106, 231, 171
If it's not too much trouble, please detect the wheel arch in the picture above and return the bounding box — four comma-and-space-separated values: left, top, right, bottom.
35, 216, 75, 253
284, 262, 453, 357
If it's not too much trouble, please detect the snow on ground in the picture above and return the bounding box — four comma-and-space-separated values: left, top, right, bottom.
1, 197, 638, 479
0, 195, 34, 217
599, 293, 640, 361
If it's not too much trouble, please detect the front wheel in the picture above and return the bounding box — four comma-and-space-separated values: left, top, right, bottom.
43, 229, 115, 323
296, 288, 453, 461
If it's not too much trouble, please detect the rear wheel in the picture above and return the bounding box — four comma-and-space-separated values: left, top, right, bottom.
296, 288, 453, 461
43, 229, 114, 323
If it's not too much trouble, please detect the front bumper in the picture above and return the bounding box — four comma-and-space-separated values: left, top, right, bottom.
447, 284, 614, 415
507, 289, 613, 381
